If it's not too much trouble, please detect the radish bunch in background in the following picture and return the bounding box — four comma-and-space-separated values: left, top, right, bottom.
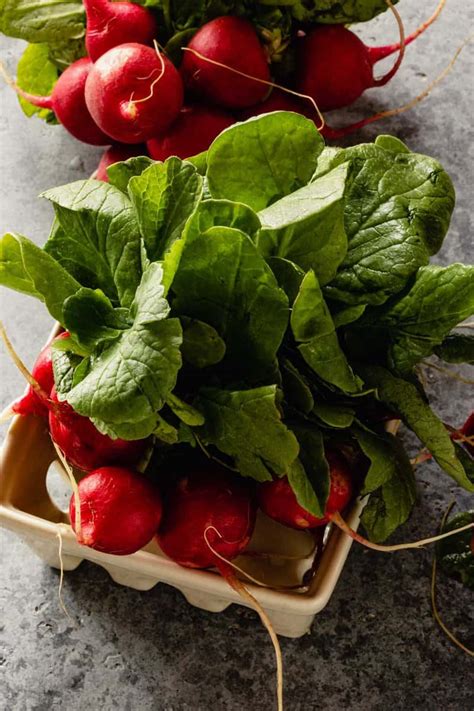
2, 0, 449, 170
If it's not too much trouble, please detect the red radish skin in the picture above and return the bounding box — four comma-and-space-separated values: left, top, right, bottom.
12, 331, 70, 418
296, 1, 445, 112
70, 466, 162, 554
157, 468, 257, 569
180, 17, 271, 109
49, 389, 148, 471
147, 104, 234, 161
95, 143, 148, 181
84, 0, 158, 62
258, 451, 353, 530
12, 58, 110, 145
85, 43, 183, 144
459, 412, 474, 456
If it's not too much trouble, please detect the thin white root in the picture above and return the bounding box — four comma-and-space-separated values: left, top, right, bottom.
181, 46, 325, 131
431, 504, 474, 657
373, 0, 406, 85
128, 40, 166, 107
56, 525, 75, 624
330, 511, 474, 552
53, 443, 82, 541
225, 573, 284, 711
0, 405, 15, 423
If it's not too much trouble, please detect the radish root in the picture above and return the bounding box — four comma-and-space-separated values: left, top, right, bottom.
326, 34, 472, 138
431, 503, 474, 657
372, 0, 406, 87
56, 524, 76, 623
181, 46, 325, 131
128, 40, 166, 108
329, 511, 474, 552
204, 527, 307, 591
53, 442, 82, 541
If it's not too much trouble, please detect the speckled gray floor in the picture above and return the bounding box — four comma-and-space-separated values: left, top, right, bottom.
1, 4, 473, 710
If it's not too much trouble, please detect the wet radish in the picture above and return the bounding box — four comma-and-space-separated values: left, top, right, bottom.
85, 43, 183, 144
84, 0, 158, 62
70, 466, 162, 554
95, 143, 148, 181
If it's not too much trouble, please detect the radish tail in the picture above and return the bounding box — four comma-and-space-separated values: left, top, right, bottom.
329, 511, 474, 553
53, 443, 83, 541
56, 524, 76, 623
371, 0, 406, 88
322, 35, 470, 139
431, 504, 474, 657
218, 562, 284, 711
0, 61, 53, 109
369, 0, 447, 63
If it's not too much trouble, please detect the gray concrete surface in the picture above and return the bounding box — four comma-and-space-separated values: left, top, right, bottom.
1, 3, 473, 709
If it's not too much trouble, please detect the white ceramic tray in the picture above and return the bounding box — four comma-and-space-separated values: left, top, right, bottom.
0, 329, 384, 639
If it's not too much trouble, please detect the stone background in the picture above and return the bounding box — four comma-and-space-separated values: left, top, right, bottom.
1, 3, 473, 709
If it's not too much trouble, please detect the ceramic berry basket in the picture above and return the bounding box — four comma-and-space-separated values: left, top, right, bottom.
0, 326, 396, 638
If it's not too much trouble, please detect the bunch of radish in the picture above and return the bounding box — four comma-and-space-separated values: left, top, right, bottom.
4, 0, 448, 171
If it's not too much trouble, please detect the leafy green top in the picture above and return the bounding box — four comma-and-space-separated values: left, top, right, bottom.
0, 113, 472, 544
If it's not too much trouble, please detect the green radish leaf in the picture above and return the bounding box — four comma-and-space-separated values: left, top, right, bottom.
207, 112, 324, 211
184, 199, 261, 243
352, 422, 416, 542
66, 263, 182, 440
433, 334, 474, 364
52, 348, 83, 397
0, 0, 85, 43
292, 0, 398, 24
180, 318, 226, 368
325, 143, 455, 305
436, 511, 474, 590
195, 385, 299, 482
357, 365, 474, 492
43, 180, 143, 308
62, 288, 130, 352
154, 413, 179, 445
257, 163, 348, 284
267, 257, 305, 305
280, 359, 314, 414
289, 424, 330, 517
0, 232, 80, 323
166, 393, 205, 427
312, 402, 355, 428
172, 226, 289, 375
128, 157, 203, 260
107, 156, 154, 193
291, 270, 363, 393
16, 43, 58, 122
360, 264, 474, 372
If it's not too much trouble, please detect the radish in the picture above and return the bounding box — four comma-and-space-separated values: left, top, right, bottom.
157, 467, 256, 569
258, 451, 353, 530
95, 143, 148, 181
49, 389, 148, 471
180, 16, 271, 109
70, 466, 162, 554
85, 43, 183, 144
83, 0, 158, 62
147, 104, 234, 161
4, 58, 110, 145
296, 0, 445, 111
11, 332, 70, 419
157, 466, 283, 710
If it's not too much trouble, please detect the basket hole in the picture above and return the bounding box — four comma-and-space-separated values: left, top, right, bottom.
46, 460, 72, 514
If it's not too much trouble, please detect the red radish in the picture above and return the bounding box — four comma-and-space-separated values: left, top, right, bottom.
147, 104, 234, 161
456, 412, 474, 456
11, 331, 70, 419
7, 58, 110, 145
83, 0, 157, 62
296, 0, 445, 111
239, 90, 306, 120
49, 389, 148, 471
84, 43, 183, 144
157, 467, 256, 569
258, 451, 353, 530
70, 466, 162, 554
95, 143, 148, 181
180, 17, 271, 109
